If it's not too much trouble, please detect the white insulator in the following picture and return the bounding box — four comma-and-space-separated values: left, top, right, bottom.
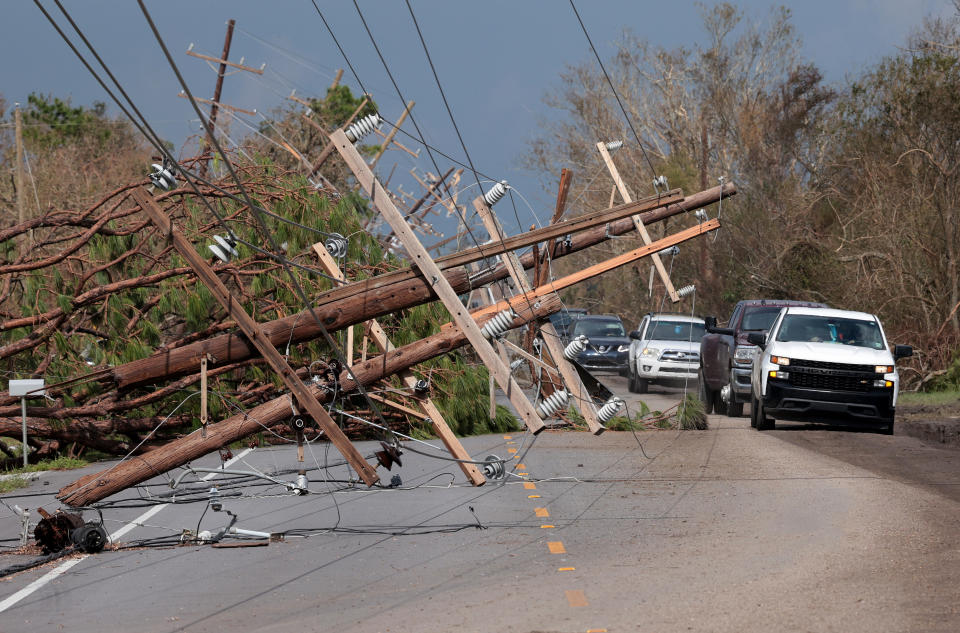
324, 233, 348, 258
482, 180, 509, 206
482, 455, 506, 480
658, 245, 679, 257
208, 234, 239, 263
597, 396, 624, 424
149, 163, 177, 191
344, 113, 382, 143
694, 209, 709, 222
563, 335, 589, 361
652, 174, 668, 191
480, 309, 516, 340
676, 284, 696, 298
537, 390, 569, 419
604, 140, 623, 152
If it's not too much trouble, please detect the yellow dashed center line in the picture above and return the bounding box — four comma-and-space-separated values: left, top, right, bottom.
565, 590, 589, 607
503, 435, 512, 439
507, 448, 518, 453
586, 629, 607, 633
516, 463, 525, 469
558, 566, 576, 572
534, 507, 550, 518
548, 541, 566, 554
523, 482, 536, 490
540, 524, 555, 529
527, 494, 540, 498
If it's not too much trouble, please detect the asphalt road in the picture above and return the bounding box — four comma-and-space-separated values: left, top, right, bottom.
1, 376, 959, 632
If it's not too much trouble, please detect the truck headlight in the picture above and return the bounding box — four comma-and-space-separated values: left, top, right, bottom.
875, 365, 894, 374
873, 379, 893, 388
640, 347, 661, 359
617, 345, 630, 352
734, 346, 756, 363
771, 356, 790, 366
769, 370, 789, 379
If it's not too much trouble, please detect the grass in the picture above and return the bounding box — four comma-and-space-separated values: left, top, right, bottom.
0, 476, 28, 493
677, 393, 709, 430
899, 390, 960, 406
2, 456, 88, 475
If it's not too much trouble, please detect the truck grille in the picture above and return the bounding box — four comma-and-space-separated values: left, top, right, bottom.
661, 350, 698, 363
789, 359, 876, 373
788, 372, 874, 392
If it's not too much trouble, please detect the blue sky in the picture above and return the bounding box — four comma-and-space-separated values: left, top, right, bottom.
3, 1, 953, 238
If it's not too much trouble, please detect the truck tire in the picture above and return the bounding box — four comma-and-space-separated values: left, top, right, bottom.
627, 369, 638, 393
750, 395, 759, 428
698, 370, 714, 414
636, 377, 649, 394
756, 397, 775, 430
726, 386, 744, 418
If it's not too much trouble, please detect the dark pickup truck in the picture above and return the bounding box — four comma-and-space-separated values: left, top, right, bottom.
699, 299, 826, 416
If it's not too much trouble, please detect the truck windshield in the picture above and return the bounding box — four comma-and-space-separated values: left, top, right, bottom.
775, 315, 885, 349
647, 321, 705, 341
740, 307, 783, 331
573, 320, 625, 338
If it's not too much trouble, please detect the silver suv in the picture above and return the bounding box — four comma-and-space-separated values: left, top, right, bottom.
627, 314, 705, 393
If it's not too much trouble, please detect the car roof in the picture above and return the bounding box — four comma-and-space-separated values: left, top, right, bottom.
782, 306, 878, 321
577, 314, 623, 321
648, 314, 704, 323
739, 299, 828, 308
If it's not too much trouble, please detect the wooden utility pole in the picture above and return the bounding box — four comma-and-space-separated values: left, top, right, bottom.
596, 141, 680, 303
15, 103, 25, 247
105, 183, 734, 392
333, 127, 548, 434
473, 193, 605, 434
60, 295, 560, 506
130, 187, 379, 486
311, 240, 486, 486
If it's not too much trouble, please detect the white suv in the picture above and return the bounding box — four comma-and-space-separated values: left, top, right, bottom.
627, 314, 705, 393
749, 307, 912, 433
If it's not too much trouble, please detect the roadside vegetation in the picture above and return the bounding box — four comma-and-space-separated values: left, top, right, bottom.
527, 2, 960, 391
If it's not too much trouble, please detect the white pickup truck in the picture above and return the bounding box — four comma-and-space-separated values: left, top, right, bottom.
748, 307, 912, 434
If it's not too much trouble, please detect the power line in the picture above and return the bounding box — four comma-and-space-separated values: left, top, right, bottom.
568, 0, 658, 181
136, 0, 394, 439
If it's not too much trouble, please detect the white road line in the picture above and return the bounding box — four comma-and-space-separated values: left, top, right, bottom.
0, 448, 254, 614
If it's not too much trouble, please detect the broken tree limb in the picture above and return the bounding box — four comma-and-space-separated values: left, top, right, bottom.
332, 127, 546, 434
58, 294, 561, 506
101, 183, 734, 392
131, 187, 380, 487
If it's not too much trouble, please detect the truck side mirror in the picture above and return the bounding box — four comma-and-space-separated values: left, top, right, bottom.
629, 330, 642, 340
746, 331, 767, 348
704, 316, 717, 331
894, 344, 913, 360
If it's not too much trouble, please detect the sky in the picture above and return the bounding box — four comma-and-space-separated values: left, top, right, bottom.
2, 0, 954, 240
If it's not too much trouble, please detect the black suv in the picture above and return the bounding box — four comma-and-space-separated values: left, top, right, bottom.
569, 315, 631, 373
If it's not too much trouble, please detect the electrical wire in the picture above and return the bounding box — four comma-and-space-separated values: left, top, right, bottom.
568, 0, 658, 182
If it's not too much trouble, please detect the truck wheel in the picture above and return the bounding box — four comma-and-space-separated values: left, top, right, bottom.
756, 398, 775, 430
697, 370, 715, 414
750, 395, 759, 428
727, 392, 744, 418
636, 378, 648, 394
627, 370, 638, 393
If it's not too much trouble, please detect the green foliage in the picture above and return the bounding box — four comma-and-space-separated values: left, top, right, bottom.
0, 477, 28, 493
927, 352, 960, 392
309, 85, 378, 128
677, 393, 708, 430
22, 93, 112, 149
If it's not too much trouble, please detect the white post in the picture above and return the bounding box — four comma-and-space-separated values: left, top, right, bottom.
20, 396, 27, 468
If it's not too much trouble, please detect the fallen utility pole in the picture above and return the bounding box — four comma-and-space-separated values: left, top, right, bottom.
597, 140, 679, 302
473, 193, 606, 434
311, 240, 485, 485
332, 127, 547, 434
131, 187, 379, 486
102, 182, 734, 391
59, 294, 561, 506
